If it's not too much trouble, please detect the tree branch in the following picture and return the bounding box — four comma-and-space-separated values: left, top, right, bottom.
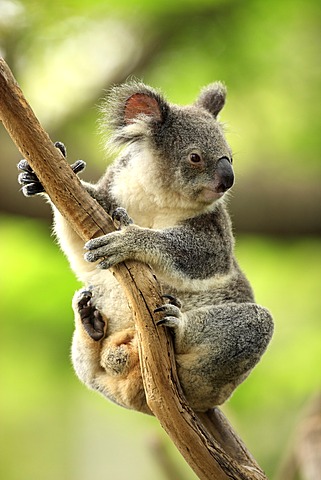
0, 57, 267, 480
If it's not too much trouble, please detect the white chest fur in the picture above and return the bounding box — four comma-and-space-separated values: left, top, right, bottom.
110, 144, 203, 229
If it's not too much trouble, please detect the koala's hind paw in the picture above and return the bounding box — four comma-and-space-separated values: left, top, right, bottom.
77, 290, 106, 341
154, 294, 183, 329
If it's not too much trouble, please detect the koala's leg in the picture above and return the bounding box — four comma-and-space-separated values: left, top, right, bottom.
71, 289, 149, 413
71, 289, 108, 387
157, 300, 273, 411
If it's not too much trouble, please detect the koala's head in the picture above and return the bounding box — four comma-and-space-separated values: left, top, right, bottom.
102, 81, 234, 208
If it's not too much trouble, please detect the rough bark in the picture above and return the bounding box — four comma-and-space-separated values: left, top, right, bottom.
0, 57, 267, 480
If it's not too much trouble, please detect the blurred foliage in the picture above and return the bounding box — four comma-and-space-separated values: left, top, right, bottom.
1, 0, 321, 479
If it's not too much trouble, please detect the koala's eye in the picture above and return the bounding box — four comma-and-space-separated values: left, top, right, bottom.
189, 152, 202, 164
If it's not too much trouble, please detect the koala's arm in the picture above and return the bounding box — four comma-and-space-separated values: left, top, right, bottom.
85, 205, 234, 282
18, 146, 119, 278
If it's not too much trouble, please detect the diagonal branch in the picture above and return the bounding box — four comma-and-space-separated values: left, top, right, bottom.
0, 57, 267, 480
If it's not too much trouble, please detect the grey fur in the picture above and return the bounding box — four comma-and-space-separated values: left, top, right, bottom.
19, 80, 274, 413
194, 81, 227, 117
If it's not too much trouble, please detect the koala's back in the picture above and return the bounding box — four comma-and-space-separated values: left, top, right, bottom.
168, 263, 254, 316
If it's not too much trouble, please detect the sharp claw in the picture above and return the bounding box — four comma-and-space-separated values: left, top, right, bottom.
18, 172, 37, 184
17, 159, 33, 172
156, 316, 180, 329
154, 306, 166, 313
112, 207, 133, 229
98, 260, 110, 269
78, 290, 93, 309
84, 251, 95, 262
71, 160, 86, 174
162, 294, 182, 308
156, 318, 167, 326
18, 172, 26, 184
18, 160, 44, 196
54, 141, 67, 157
22, 183, 44, 196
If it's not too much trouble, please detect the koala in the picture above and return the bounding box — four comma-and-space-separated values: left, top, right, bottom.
18, 80, 273, 414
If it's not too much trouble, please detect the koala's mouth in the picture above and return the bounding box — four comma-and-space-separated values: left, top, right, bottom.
200, 187, 225, 203
199, 166, 234, 203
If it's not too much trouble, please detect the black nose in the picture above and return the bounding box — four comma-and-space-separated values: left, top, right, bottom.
215, 157, 234, 193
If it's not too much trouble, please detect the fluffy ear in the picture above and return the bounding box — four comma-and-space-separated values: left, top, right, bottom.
195, 82, 227, 118
101, 81, 169, 131
124, 93, 162, 124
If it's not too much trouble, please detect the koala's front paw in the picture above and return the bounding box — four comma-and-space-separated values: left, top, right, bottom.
77, 290, 106, 341
154, 294, 183, 329
87, 207, 134, 267
17, 141, 86, 196
54, 140, 87, 174
84, 228, 133, 269
18, 159, 45, 196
